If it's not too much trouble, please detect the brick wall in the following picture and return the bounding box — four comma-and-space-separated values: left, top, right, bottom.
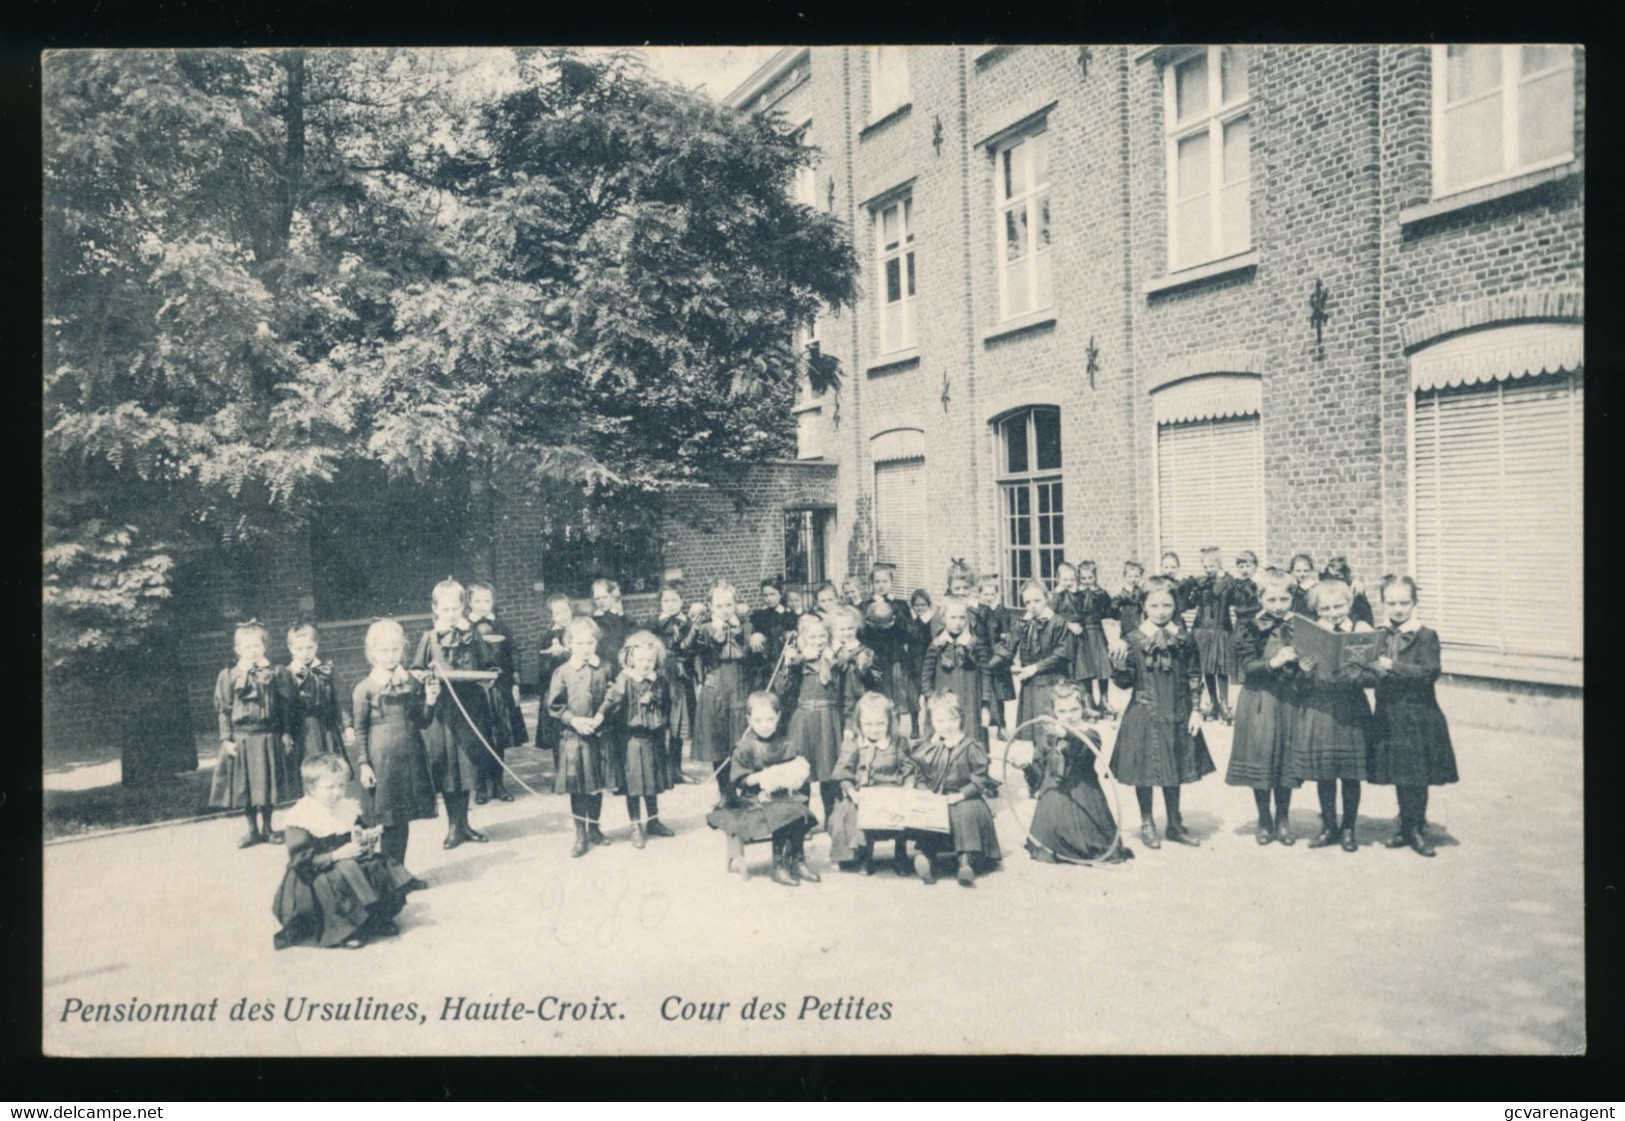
659, 461, 837, 600
748, 44, 1583, 697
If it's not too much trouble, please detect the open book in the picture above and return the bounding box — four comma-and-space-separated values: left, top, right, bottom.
1289, 614, 1383, 681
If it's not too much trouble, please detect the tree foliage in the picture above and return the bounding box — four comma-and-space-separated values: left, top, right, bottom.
44, 48, 857, 667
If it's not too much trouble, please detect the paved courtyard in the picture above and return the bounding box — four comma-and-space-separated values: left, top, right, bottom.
42, 700, 1583, 1057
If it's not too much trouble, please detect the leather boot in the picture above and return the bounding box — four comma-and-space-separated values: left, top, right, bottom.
630, 822, 646, 849
956, 853, 976, 886
645, 818, 675, 839
769, 840, 799, 887
1409, 827, 1436, 858
570, 820, 588, 858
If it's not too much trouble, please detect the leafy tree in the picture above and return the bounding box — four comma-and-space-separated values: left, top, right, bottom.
44, 48, 857, 773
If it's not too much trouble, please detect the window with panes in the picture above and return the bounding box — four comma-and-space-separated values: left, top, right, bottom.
1432, 44, 1575, 197
997, 407, 1064, 606
1165, 46, 1251, 271
874, 197, 917, 353
994, 128, 1053, 319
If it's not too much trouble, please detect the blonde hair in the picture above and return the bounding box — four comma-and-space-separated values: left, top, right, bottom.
299, 752, 349, 786
363, 619, 407, 666
853, 690, 896, 731
925, 689, 963, 721
620, 629, 666, 670
796, 612, 831, 644
1307, 579, 1352, 613
431, 577, 466, 612
564, 616, 601, 644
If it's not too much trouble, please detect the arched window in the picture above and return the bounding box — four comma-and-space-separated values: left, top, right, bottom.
1151, 373, 1264, 575
996, 406, 1063, 605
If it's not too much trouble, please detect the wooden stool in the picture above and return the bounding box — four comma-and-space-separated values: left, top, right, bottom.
725, 834, 772, 880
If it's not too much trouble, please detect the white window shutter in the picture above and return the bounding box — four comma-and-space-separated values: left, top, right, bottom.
1157, 414, 1265, 571
873, 458, 928, 599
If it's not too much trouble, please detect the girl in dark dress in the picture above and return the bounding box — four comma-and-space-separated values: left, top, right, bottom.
273, 754, 415, 950
1069, 562, 1116, 719
1224, 568, 1303, 845
861, 563, 917, 735
905, 589, 935, 713
650, 585, 695, 781
590, 578, 633, 673
209, 621, 294, 848
467, 582, 526, 804
1278, 578, 1377, 853
598, 630, 675, 849
908, 691, 1002, 886
826, 690, 916, 873
977, 574, 1017, 735
1368, 576, 1458, 858
1012, 579, 1070, 730
547, 616, 616, 857
775, 612, 851, 823
1322, 556, 1375, 628
535, 594, 575, 773
749, 576, 796, 691
349, 619, 437, 879
1109, 584, 1215, 850
1288, 553, 1318, 619
411, 578, 494, 850
706, 691, 820, 887
689, 580, 757, 803
284, 622, 353, 781
921, 596, 991, 745
1192, 547, 1237, 724
1113, 560, 1148, 637
1025, 684, 1132, 864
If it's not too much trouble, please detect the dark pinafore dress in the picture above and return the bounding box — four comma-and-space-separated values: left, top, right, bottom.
777, 656, 849, 783
690, 617, 755, 767
349, 668, 439, 826
286, 660, 349, 772
1108, 625, 1215, 788
209, 662, 294, 809
1223, 615, 1300, 790
602, 670, 673, 797
411, 625, 495, 796
1367, 623, 1459, 788
1278, 621, 1374, 783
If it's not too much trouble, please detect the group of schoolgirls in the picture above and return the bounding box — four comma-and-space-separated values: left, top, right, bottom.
693, 567, 1004, 889
212, 576, 525, 950
1222, 558, 1458, 858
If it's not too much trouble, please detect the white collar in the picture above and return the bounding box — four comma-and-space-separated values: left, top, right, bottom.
233, 656, 271, 673
282, 795, 362, 837
1138, 620, 1178, 639
568, 654, 602, 670
367, 664, 410, 687
468, 612, 494, 624
1393, 616, 1422, 634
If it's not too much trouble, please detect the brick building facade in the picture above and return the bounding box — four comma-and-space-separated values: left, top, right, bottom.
726, 44, 1583, 693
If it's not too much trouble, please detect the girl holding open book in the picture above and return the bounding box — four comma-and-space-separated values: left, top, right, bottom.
1277, 578, 1376, 853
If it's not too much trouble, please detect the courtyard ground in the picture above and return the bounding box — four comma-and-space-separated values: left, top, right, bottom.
41, 699, 1583, 1057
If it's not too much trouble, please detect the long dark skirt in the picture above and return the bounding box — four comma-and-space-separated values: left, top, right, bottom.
614, 730, 673, 797
1110, 710, 1215, 788
554, 729, 611, 795
1284, 683, 1370, 782
912, 798, 1002, 859
421, 688, 490, 795
785, 698, 845, 782
272, 854, 412, 949
1224, 686, 1298, 790
1368, 700, 1458, 787
1027, 772, 1131, 863
209, 730, 294, 809
706, 794, 817, 843
694, 662, 750, 765
1194, 629, 1236, 676
1071, 626, 1113, 681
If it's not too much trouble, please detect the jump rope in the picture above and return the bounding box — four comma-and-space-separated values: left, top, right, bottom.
427, 625, 1131, 865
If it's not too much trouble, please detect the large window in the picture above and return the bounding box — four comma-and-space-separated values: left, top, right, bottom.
874, 196, 917, 353
994, 128, 1053, 319
784, 508, 831, 589
1432, 45, 1575, 197
868, 47, 910, 122
1411, 327, 1582, 678
1165, 46, 1251, 271
997, 407, 1064, 605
